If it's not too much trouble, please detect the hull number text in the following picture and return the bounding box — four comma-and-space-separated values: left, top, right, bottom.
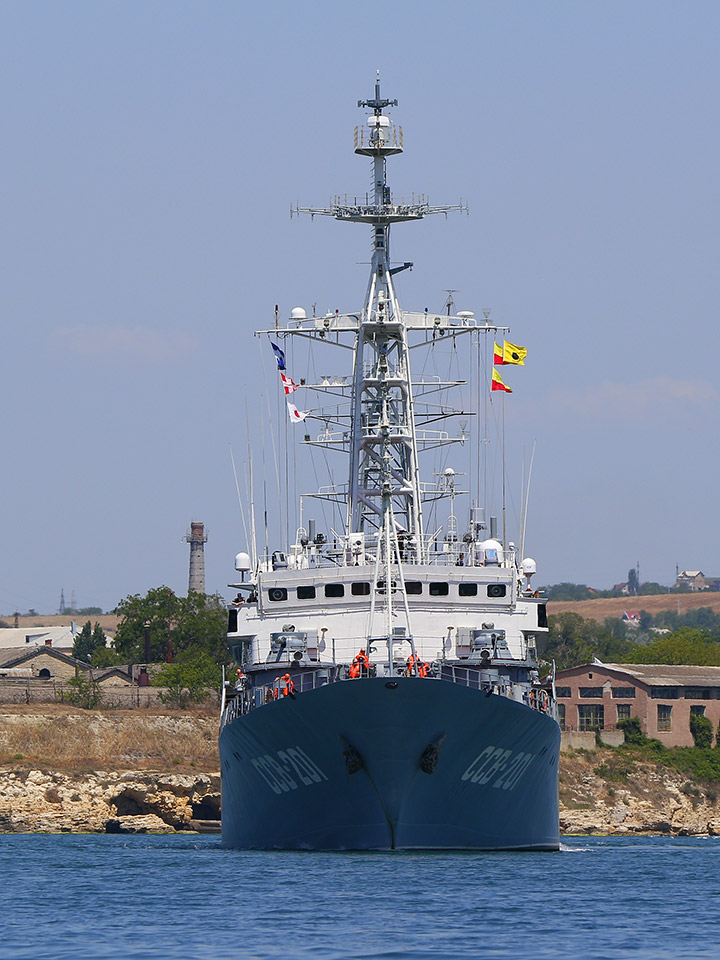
251, 746, 329, 795
461, 745, 534, 791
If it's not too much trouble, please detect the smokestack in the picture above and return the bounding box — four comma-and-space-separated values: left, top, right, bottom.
185, 521, 208, 594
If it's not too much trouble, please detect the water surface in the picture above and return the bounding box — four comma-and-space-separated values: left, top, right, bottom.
1, 834, 719, 959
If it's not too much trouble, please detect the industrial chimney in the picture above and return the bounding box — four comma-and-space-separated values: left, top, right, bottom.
185, 521, 208, 594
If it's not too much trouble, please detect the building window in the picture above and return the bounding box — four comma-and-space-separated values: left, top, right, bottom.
616, 704, 631, 722
555, 686, 571, 698
612, 687, 636, 698
459, 583, 478, 597
324, 584, 345, 598
579, 687, 604, 698
684, 687, 712, 700
690, 705, 706, 717
487, 584, 507, 598
268, 588, 288, 602
405, 582, 422, 595
578, 704, 604, 731
429, 582, 449, 596
657, 704, 673, 731
558, 704, 566, 730
651, 687, 680, 699
297, 585, 316, 600
351, 582, 370, 596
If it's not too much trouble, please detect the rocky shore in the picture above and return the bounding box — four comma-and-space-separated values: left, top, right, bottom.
559, 748, 720, 837
2, 707, 720, 836
0, 768, 221, 834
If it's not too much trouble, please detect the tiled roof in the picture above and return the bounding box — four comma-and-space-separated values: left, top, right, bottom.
591, 663, 720, 685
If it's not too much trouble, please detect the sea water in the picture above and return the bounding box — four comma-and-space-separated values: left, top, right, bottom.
1, 834, 719, 960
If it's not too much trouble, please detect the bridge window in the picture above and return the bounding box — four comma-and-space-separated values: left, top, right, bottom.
325, 584, 345, 598
351, 582, 370, 596
268, 588, 288, 602
297, 585, 316, 600
429, 582, 449, 597
459, 583, 478, 597
405, 582, 422, 595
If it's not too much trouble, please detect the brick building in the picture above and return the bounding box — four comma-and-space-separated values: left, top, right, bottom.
555, 663, 720, 748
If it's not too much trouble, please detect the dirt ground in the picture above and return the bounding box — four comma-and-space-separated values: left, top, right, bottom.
548, 593, 720, 622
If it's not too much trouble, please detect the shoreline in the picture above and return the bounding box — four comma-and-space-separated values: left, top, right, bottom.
2, 706, 720, 837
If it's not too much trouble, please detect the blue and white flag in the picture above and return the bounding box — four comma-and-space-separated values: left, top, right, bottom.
271, 342, 286, 371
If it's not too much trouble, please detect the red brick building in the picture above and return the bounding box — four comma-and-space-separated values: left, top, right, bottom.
554, 663, 720, 747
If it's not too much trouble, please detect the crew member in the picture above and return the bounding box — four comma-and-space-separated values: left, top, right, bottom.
350, 648, 369, 678
407, 653, 429, 677
280, 673, 295, 697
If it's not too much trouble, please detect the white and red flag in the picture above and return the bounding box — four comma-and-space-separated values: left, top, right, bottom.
287, 401, 309, 422
280, 372, 300, 395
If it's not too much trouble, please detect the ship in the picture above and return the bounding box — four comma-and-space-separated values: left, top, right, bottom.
219, 77, 560, 851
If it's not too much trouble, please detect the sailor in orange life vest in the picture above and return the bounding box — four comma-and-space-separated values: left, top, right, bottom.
278, 673, 294, 697
406, 653, 429, 678
235, 667, 247, 691
349, 648, 370, 678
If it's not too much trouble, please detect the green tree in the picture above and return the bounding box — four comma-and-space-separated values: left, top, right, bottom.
544, 612, 634, 671
627, 567, 639, 596
152, 651, 221, 708
625, 628, 720, 666
72, 621, 108, 663
90, 645, 125, 667
690, 713, 714, 748
113, 587, 227, 663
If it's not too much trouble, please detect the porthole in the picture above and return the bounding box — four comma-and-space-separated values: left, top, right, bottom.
487, 584, 507, 598
268, 588, 288, 602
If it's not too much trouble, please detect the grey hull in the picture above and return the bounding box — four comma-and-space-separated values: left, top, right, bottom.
220, 677, 560, 850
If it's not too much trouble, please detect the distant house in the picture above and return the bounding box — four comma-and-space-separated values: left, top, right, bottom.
622, 610, 641, 624
0, 646, 89, 680
0, 647, 134, 685
555, 662, 720, 747
675, 570, 707, 592
0, 624, 80, 651
613, 582, 630, 596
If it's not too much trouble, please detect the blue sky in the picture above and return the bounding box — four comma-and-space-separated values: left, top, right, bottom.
1, 1, 719, 614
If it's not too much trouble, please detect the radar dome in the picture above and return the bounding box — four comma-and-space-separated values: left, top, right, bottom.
521, 557, 537, 577
290, 306, 307, 320
235, 552, 251, 572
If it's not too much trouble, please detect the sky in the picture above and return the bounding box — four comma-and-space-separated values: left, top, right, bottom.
1, 0, 719, 615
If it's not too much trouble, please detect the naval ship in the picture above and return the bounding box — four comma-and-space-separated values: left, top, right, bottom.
219, 79, 560, 850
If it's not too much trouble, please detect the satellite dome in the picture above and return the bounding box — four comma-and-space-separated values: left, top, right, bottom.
521, 557, 537, 576
290, 306, 307, 320
235, 551, 251, 572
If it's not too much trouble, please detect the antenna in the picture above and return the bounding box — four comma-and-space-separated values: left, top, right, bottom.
444, 290, 457, 315
58, 589, 65, 615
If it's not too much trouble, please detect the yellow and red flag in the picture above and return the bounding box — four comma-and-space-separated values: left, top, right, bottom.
491, 369, 512, 393
494, 340, 527, 365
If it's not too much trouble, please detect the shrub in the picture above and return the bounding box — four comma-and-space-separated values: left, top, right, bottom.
690, 713, 714, 749
617, 716, 646, 745
64, 674, 103, 710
